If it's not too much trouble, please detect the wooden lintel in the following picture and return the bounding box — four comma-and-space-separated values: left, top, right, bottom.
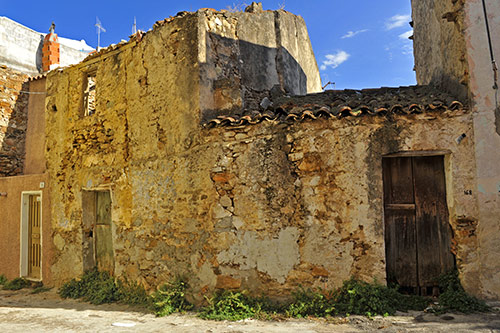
384, 150, 451, 157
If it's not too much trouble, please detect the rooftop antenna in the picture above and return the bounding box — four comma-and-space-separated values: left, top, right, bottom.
132, 17, 137, 34
95, 17, 106, 50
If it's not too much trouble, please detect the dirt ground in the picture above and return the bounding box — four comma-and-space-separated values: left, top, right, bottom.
1, 289, 499, 332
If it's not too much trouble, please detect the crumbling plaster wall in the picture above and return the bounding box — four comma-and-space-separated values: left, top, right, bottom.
45, 12, 201, 283
46, 8, 479, 299
46, 38, 478, 296
198, 9, 321, 122
463, 0, 500, 299
411, 0, 469, 100
45, 8, 320, 286
412, 0, 500, 299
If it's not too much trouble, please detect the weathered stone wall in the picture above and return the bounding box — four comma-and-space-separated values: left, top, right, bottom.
198, 8, 322, 122
45, 12, 202, 283
411, 0, 469, 100
0, 65, 28, 176
462, 0, 500, 300
411, 0, 500, 299
46, 7, 479, 301
46, 29, 478, 296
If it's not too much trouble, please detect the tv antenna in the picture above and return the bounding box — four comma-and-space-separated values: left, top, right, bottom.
95, 17, 106, 50
132, 17, 137, 34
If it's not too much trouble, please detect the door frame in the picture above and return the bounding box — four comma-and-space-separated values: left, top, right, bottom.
19, 191, 43, 281
81, 188, 115, 273
382, 151, 455, 292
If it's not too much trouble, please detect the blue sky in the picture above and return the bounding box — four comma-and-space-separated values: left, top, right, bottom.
2, 0, 415, 89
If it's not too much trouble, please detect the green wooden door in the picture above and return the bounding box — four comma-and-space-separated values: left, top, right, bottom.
95, 191, 114, 274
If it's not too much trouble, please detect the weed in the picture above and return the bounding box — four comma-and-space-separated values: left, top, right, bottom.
0, 274, 6, 285
152, 278, 193, 317
434, 270, 490, 314
199, 290, 259, 321
31, 286, 52, 294
286, 287, 334, 318
59, 269, 119, 305
333, 279, 428, 316
117, 277, 151, 307
3, 277, 30, 291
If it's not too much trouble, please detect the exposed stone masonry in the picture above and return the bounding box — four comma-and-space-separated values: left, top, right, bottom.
44, 5, 481, 302
0, 65, 28, 176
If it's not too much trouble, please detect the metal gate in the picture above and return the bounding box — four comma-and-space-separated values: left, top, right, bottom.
28, 194, 41, 279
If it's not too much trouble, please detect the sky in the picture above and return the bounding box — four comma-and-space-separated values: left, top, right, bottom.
2, 0, 415, 90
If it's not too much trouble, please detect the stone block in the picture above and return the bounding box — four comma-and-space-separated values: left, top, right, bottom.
216, 275, 241, 289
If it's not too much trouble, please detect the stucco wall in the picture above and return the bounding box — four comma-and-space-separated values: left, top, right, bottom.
46, 26, 479, 296
46, 77, 478, 296
24, 77, 46, 174
463, 0, 500, 299
45, 12, 201, 284
0, 173, 52, 283
0, 17, 91, 75
411, 0, 500, 299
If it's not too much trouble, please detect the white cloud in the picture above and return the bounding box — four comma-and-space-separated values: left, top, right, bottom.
399, 30, 413, 40
320, 51, 350, 70
402, 43, 413, 55
386, 14, 411, 30
341, 29, 368, 39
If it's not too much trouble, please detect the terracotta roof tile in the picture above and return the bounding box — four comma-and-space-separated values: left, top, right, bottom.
204, 85, 465, 128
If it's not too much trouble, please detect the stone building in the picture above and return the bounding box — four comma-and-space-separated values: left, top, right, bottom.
411, 0, 500, 299
0, 1, 499, 301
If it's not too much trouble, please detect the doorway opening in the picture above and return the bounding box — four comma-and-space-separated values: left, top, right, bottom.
20, 192, 42, 280
82, 190, 114, 274
382, 155, 455, 296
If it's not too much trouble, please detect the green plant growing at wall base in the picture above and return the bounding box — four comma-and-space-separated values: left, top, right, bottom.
3, 277, 30, 291
333, 279, 428, 316
286, 287, 335, 318
152, 278, 193, 317
433, 270, 490, 314
117, 277, 151, 308
199, 290, 260, 321
58, 269, 120, 305
0, 274, 7, 286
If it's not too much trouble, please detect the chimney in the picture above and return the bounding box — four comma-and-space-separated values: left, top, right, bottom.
42, 22, 60, 72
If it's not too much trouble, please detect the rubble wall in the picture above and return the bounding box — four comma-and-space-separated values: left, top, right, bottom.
46, 40, 478, 297
198, 9, 321, 122
45, 13, 202, 284
24, 77, 46, 174
0, 65, 28, 176
411, 0, 469, 100
45, 9, 479, 300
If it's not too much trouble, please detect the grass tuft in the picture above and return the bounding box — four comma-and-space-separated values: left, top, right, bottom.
152, 278, 193, 317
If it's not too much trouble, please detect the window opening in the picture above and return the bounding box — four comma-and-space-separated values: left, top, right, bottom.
83, 72, 96, 116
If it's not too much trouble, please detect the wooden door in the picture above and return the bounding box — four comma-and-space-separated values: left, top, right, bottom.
383, 156, 454, 292
95, 191, 114, 274
28, 194, 41, 279
81, 191, 114, 274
